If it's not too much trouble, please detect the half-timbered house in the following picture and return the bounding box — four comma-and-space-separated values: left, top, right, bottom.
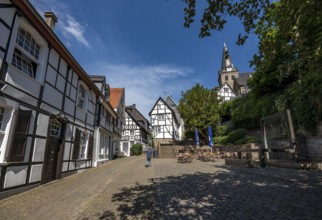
149, 96, 184, 146
109, 87, 125, 157
90, 76, 121, 166
0, 1, 112, 198
120, 104, 150, 156
217, 82, 237, 101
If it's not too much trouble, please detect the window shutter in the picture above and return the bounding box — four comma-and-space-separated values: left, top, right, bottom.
9, 109, 32, 162
87, 134, 94, 159
72, 128, 81, 160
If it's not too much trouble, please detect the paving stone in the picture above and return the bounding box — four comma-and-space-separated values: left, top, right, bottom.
0, 157, 322, 219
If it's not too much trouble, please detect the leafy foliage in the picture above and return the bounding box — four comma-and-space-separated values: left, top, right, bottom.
215, 125, 228, 136
214, 128, 250, 145
226, 128, 247, 144
183, 0, 322, 133
249, 0, 322, 133
178, 83, 221, 139
131, 143, 142, 156
183, 0, 270, 44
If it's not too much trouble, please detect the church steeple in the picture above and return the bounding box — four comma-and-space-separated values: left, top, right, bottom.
221, 42, 235, 72
218, 42, 239, 88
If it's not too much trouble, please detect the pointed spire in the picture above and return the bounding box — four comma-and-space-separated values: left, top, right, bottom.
221, 42, 235, 71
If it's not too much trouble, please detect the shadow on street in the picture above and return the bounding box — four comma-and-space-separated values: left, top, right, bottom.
97, 165, 322, 219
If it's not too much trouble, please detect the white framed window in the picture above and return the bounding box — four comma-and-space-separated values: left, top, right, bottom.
79, 131, 88, 159
99, 133, 106, 157
77, 83, 88, 110
130, 130, 134, 136
11, 28, 41, 78
157, 104, 161, 109
154, 126, 161, 133
157, 114, 165, 120
16, 28, 40, 59
122, 142, 129, 154
12, 49, 36, 78
77, 85, 85, 108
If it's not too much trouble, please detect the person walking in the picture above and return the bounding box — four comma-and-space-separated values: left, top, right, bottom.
146, 147, 153, 167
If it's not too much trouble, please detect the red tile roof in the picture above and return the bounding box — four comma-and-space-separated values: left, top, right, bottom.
109, 88, 124, 109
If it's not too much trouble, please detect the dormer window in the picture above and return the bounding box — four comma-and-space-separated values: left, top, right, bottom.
12, 28, 41, 78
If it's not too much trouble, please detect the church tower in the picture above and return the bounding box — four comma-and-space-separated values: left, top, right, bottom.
218, 43, 239, 88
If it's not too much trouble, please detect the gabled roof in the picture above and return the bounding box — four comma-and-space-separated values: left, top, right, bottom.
149, 97, 164, 116
218, 82, 237, 97
235, 72, 252, 86
165, 96, 183, 125
109, 88, 124, 109
149, 96, 181, 125
126, 105, 150, 132
165, 96, 177, 108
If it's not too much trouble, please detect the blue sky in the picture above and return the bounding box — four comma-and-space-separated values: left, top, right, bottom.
30, 0, 258, 118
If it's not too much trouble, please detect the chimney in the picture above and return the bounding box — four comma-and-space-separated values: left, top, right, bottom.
44, 12, 58, 31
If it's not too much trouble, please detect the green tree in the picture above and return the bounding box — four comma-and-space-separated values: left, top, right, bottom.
183, 0, 322, 133
249, 0, 322, 133
177, 83, 221, 139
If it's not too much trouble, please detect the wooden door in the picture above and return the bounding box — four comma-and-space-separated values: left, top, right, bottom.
42, 118, 63, 183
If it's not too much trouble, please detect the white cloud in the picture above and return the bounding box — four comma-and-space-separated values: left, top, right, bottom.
60, 15, 91, 48
30, 0, 91, 48
100, 63, 196, 118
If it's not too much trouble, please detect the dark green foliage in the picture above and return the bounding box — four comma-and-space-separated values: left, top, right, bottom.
215, 125, 228, 136
183, 0, 270, 43
131, 143, 142, 156
248, 0, 322, 133
226, 128, 247, 144
184, 129, 195, 140
213, 135, 228, 145
219, 100, 233, 122
183, 0, 322, 134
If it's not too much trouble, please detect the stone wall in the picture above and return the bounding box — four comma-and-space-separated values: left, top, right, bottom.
306, 122, 322, 160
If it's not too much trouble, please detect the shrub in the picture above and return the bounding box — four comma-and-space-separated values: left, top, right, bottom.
226, 128, 247, 144
215, 125, 228, 136
131, 143, 142, 156
213, 135, 228, 145
234, 138, 246, 145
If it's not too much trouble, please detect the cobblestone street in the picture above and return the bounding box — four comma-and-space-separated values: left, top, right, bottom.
0, 156, 322, 220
